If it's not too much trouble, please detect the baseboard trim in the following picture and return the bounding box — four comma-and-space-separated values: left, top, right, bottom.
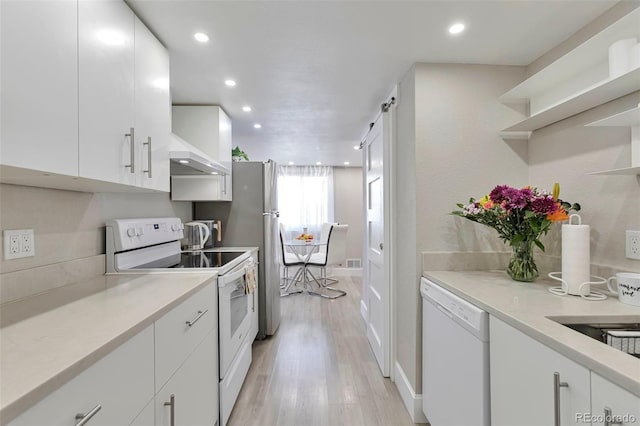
331, 267, 362, 277
394, 362, 428, 424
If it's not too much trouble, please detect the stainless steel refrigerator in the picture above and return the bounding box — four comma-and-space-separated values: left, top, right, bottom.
194, 160, 280, 339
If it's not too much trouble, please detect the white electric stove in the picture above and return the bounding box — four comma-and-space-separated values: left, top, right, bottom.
105, 217, 257, 426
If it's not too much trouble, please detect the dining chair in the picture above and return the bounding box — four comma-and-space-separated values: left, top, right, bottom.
278, 223, 304, 295
307, 224, 348, 298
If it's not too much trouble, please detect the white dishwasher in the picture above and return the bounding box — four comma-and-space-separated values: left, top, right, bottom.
421, 277, 490, 426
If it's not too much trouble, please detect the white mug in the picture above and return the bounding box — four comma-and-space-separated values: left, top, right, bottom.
607, 272, 640, 307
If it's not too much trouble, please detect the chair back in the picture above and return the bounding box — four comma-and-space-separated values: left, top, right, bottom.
325, 224, 349, 267
278, 223, 302, 266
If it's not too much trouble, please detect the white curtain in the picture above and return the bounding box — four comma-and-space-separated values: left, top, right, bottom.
277, 166, 334, 239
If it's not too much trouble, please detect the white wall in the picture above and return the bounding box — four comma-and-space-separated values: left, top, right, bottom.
394, 63, 527, 395
528, 93, 640, 271
333, 167, 363, 261
0, 183, 192, 274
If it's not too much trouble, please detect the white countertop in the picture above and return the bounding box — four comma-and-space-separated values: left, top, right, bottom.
422, 270, 640, 396
0, 271, 217, 423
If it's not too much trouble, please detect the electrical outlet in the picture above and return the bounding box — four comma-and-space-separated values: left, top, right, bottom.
626, 230, 640, 260
3, 229, 35, 260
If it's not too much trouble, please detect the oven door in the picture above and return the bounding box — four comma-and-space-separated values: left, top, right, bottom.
218, 260, 253, 379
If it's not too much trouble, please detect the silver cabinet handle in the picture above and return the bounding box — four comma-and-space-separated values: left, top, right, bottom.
164, 394, 175, 426
75, 404, 102, 426
604, 407, 623, 426
222, 174, 227, 195
553, 372, 569, 426
186, 309, 208, 327
125, 127, 135, 173
143, 136, 152, 178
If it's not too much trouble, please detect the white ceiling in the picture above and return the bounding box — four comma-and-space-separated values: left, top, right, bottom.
127, 0, 616, 167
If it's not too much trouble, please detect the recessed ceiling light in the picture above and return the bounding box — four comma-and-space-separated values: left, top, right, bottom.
178, 160, 189, 164
288, 161, 294, 165
224, 79, 236, 87
449, 23, 465, 34
210, 172, 218, 175
253, 123, 262, 129
242, 106, 252, 112
353, 145, 360, 150
344, 161, 350, 166
193, 32, 209, 43
316, 161, 322, 165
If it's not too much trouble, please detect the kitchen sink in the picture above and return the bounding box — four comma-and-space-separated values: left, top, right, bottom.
556, 321, 640, 359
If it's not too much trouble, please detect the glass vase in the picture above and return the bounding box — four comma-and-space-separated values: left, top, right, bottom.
507, 240, 538, 282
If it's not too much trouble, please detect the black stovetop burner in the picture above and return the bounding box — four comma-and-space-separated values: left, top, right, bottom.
132, 251, 246, 269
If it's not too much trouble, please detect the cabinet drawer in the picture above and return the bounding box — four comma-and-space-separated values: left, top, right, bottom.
591, 372, 640, 426
155, 329, 218, 426
9, 325, 154, 426
155, 282, 216, 389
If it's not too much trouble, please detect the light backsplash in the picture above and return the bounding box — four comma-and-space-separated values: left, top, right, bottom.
0, 183, 191, 303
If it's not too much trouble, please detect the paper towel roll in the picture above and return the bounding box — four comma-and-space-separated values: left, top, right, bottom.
562, 215, 591, 296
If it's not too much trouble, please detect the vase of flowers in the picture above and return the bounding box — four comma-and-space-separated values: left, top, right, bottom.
452, 183, 580, 282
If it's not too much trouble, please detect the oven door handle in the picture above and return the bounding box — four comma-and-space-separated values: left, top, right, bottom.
218, 264, 248, 287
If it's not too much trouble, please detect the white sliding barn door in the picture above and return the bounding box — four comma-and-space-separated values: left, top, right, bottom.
363, 110, 391, 377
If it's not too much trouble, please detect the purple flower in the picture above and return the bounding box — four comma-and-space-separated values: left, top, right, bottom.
489, 185, 510, 204
503, 187, 528, 211
530, 195, 557, 215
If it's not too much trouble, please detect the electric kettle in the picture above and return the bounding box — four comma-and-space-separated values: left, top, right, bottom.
183, 221, 211, 251
194, 219, 222, 249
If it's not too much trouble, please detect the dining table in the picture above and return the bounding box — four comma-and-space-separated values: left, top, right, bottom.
282, 240, 327, 297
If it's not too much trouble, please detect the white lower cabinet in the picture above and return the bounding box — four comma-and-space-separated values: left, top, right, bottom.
590, 372, 640, 426
10, 281, 219, 426
154, 282, 218, 426
155, 330, 219, 426
9, 325, 155, 426
490, 316, 591, 426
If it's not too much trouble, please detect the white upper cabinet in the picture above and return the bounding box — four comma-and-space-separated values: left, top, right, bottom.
134, 16, 171, 192
0, 0, 79, 176
1, 0, 171, 193
172, 106, 233, 201
500, 8, 640, 132
172, 106, 232, 163
78, 0, 137, 187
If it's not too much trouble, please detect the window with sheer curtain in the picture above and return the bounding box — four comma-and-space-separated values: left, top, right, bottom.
277, 166, 334, 238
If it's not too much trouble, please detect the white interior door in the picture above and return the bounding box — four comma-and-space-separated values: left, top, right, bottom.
364, 114, 390, 377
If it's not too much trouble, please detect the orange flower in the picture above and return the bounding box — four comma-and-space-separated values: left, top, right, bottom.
547, 206, 569, 222
479, 195, 494, 209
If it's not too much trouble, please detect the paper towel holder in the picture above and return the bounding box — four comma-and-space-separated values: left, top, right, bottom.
547, 214, 607, 300
548, 272, 607, 300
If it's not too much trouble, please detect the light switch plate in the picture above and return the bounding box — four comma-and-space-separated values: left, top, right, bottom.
3, 229, 35, 260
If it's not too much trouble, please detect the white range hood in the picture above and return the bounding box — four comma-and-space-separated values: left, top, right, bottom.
169, 133, 230, 176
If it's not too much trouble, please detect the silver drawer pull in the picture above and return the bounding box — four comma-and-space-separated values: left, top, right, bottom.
75, 404, 102, 426
604, 407, 623, 426
164, 394, 175, 426
125, 127, 135, 173
553, 372, 569, 426
186, 309, 208, 327
143, 136, 152, 178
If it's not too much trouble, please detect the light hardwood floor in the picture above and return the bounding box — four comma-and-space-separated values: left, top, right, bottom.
228, 276, 426, 426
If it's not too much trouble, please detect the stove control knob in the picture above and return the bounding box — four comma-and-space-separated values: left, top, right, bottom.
136, 227, 144, 236
171, 224, 178, 231
126, 228, 136, 237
